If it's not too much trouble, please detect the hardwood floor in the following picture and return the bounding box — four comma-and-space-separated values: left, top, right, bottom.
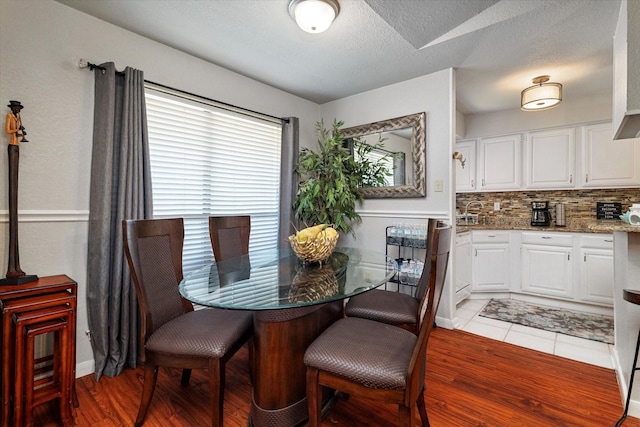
33, 328, 639, 426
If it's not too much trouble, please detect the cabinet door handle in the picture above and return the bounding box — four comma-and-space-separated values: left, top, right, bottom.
471, 179, 474, 187
585, 173, 589, 182
474, 248, 477, 256
570, 174, 573, 183
584, 255, 587, 262
605, 239, 613, 243
482, 179, 485, 186
542, 236, 552, 239
568, 253, 570, 261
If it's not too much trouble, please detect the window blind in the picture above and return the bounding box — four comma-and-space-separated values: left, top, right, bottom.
145, 88, 282, 276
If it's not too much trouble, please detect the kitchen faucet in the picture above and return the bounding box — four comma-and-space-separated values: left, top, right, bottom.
464, 201, 484, 216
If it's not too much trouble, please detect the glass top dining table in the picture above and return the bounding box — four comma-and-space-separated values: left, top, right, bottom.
179, 246, 396, 310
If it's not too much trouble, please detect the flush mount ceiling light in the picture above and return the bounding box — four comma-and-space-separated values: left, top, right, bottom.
288, 0, 340, 34
521, 75, 563, 111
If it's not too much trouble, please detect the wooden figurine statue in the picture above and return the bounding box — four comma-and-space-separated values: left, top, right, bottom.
2, 100, 37, 285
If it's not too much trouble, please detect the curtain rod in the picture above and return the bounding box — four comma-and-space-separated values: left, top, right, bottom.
146, 80, 288, 124
78, 59, 288, 124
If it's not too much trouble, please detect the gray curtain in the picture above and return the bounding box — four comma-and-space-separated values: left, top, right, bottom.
278, 117, 299, 246
86, 63, 152, 380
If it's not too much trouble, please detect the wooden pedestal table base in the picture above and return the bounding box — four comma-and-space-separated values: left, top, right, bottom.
249, 301, 343, 427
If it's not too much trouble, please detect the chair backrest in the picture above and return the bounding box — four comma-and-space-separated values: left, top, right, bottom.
122, 218, 191, 349
209, 216, 251, 262
413, 218, 440, 300
405, 223, 452, 402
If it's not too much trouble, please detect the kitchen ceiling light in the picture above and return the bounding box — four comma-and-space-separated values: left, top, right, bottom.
521, 75, 563, 111
288, 0, 340, 34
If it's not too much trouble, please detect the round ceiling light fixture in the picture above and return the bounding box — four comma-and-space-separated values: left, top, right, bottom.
521, 75, 563, 111
288, 0, 340, 34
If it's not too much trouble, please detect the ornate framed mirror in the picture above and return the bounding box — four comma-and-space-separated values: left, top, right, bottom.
342, 112, 426, 199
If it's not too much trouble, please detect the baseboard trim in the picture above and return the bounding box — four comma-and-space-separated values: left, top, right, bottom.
76, 359, 95, 379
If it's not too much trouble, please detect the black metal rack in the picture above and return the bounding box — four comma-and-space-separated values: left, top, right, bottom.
385, 225, 427, 294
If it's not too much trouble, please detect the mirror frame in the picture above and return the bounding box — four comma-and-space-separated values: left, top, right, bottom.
342, 112, 426, 199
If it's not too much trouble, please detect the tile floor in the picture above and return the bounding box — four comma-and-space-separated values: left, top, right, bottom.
456, 298, 615, 369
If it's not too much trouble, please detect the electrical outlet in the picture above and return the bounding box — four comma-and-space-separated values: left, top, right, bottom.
494, 202, 500, 211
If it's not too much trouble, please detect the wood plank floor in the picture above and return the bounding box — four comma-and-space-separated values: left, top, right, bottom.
33, 328, 640, 426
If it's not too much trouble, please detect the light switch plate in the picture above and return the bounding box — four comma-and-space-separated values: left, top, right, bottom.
434, 179, 443, 192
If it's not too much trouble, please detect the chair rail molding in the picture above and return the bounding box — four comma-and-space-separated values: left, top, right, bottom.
0, 210, 89, 223
358, 209, 450, 220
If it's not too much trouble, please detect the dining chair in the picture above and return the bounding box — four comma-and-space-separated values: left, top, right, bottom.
344, 218, 440, 334
304, 224, 452, 427
122, 218, 253, 427
208, 215, 255, 381
208, 215, 251, 262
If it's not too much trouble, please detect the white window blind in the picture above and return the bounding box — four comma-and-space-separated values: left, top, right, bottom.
145, 88, 282, 276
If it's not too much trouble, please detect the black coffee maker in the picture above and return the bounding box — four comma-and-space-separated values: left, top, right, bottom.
531, 201, 551, 226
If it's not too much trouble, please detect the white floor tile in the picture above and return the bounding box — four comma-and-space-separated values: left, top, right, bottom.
555, 333, 611, 352
455, 307, 478, 322
458, 299, 489, 314
509, 323, 557, 341
554, 341, 614, 369
462, 319, 510, 341
455, 300, 614, 369
472, 314, 512, 329
505, 329, 555, 354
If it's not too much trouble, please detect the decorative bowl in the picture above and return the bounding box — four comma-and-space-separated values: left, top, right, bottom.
289, 228, 338, 263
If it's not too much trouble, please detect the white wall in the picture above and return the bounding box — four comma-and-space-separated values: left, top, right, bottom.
319, 69, 457, 325
1, 0, 458, 377
0, 0, 320, 377
463, 92, 612, 139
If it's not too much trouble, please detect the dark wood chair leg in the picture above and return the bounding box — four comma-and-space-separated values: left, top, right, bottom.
135, 363, 159, 427
209, 359, 223, 427
417, 391, 430, 427
181, 368, 192, 385
306, 368, 321, 427
398, 403, 416, 427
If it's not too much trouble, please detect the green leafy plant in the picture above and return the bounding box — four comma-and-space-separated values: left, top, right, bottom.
292, 119, 393, 237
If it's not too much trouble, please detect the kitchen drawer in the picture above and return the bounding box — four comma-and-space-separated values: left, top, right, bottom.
457, 232, 471, 245
580, 234, 614, 249
521, 231, 573, 246
472, 230, 510, 243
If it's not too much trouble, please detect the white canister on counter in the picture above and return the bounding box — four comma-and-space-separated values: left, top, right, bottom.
629, 204, 640, 225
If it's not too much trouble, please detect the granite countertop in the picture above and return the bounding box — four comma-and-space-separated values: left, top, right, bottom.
456, 217, 640, 234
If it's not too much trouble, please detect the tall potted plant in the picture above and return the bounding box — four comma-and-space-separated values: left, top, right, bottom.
292, 119, 392, 237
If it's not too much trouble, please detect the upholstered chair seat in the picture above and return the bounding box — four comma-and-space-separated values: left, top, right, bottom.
344, 291, 418, 327
145, 309, 253, 359
304, 317, 416, 390
345, 219, 439, 334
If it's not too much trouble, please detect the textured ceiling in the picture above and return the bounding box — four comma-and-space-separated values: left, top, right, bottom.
55, 0, 621, 115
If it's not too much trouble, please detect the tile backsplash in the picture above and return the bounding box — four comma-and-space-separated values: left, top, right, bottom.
456, 188, 640, 220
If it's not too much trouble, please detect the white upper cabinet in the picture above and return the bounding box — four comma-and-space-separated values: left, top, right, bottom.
525, 128, 576, 189
455, 140, 477, 192
581, 122, 640, 187
477, 134, 522, 190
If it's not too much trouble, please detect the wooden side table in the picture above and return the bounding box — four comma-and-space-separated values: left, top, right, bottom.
0, 275, 78, 427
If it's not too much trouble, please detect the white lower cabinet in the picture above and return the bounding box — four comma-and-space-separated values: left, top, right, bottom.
471, 231, 510, 291
521, 237, 574, 299
460, 230, 613, 308
578, 235, 614, 305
